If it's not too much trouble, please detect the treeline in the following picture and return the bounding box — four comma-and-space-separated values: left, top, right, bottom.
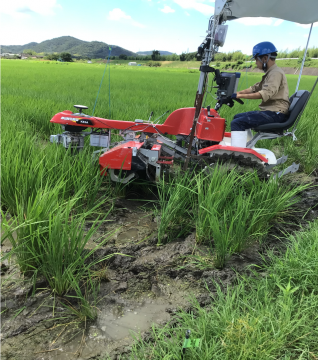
214, 47, 318, 62
276, 47, 318, 58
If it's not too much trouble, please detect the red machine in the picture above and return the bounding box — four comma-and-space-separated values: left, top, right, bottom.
50, 102, 280, 182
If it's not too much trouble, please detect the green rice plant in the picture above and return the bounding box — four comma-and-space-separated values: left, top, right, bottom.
59, 273, 101, 322
195, 167, 244, 242
1, 182, 67, 272
156, 170, 197, 244
198, 172, 309, 267
2, 196, 116, 296
1, 175, 114, 275
34, 203, 111, 296
157, 166, 310, 267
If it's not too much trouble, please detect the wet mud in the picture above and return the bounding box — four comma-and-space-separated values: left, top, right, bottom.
1, 180, 318, 360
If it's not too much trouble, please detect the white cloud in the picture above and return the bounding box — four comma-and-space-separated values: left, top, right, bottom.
160, 5, 175, 13
273, 19, 284, 26
107, 8, 146, 28
108, 8, 131, 21
296, 22, 318, 28
1, 0, 61, 18
234, 17, 273, 26
173, 0, 214, 15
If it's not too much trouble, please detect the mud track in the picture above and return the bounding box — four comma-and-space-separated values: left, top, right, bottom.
1, 179, 318, 360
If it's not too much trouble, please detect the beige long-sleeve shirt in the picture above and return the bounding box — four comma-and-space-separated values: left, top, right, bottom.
250, 64, 290, 114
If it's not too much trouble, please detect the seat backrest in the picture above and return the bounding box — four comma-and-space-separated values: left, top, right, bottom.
285, 90, 310, 128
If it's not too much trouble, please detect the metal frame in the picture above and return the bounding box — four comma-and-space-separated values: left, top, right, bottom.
296, 23, 314, 92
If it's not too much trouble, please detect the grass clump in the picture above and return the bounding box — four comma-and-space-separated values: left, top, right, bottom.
156, 167, 309, 267
128, 221, 318, 359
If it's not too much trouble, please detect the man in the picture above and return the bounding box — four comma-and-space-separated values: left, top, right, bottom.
230, 41, 290, 148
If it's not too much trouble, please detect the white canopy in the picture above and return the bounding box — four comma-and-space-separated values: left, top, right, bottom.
215, 0, 318, 24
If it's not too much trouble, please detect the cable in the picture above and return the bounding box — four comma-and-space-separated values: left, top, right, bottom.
109, 49, 111, 119
92, 47, 112, 116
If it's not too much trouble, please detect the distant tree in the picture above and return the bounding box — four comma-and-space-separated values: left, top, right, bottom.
60, 52, 73, 62
46, 53, 59, 61
119, 54, 127, 60
298, 55, 311, 66
170, 53, 179, 61
180, 53, 186, 61
151, 50, 160, 61
232, 51, 244, 61
289, 48, 301, 58
23, 49, 36, 55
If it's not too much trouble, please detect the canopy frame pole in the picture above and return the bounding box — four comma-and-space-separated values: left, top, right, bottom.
296, 23, 313, 92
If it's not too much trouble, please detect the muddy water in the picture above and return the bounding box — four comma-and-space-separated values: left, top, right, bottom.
1, 185, 318, 360
46, 299, 171, 360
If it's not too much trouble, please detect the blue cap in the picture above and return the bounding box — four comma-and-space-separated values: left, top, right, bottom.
251, 42, 278, 59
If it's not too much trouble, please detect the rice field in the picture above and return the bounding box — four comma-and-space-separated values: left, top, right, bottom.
1, 59, 318, 359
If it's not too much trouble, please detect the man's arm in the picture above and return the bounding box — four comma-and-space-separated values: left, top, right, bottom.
237, 88, 252, 95
237, 92, 262, 100
236, 83, 262, 99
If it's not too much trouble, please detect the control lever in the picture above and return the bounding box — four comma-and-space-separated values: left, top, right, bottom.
233, 98, 244, 105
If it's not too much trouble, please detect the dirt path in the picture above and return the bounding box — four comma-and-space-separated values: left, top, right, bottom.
1, 181, 318, 360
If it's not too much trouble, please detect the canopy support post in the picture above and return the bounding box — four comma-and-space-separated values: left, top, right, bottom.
296, 23, 313, 92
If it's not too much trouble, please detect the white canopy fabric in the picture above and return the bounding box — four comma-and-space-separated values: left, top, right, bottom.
215, 0, 318, 24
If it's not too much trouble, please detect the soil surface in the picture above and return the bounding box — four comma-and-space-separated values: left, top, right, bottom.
1, 178, 318, 360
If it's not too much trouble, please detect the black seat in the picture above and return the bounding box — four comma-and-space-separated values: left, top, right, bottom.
253, 90, 310, 132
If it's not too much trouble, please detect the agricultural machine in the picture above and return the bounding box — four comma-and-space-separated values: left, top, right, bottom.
50, 0, 317, 183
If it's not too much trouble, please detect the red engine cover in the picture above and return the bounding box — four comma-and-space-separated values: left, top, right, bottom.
196, 108, 226, 142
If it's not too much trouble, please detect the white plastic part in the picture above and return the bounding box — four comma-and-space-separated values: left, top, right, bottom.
219, 136, 231, 146
50, 134, 60, 144
90, 134, 109, 147
254, 148, 277, 165
214, 25, 228, 47
215, 0, 227, 16
246, 129, 253, 142
231, 131, 247, 148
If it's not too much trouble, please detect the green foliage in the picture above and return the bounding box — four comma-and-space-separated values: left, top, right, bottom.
156, 166, 308, 267
23, 49, 36, 55
45, 53, 59, 60
119, 54, 128, 60
180, 52, 186, 61
146, 61, 161, 67
60, 52, 73, 62
151, 50, 161, 61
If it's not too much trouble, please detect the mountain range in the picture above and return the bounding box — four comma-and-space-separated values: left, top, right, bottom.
1, 36, 173, 58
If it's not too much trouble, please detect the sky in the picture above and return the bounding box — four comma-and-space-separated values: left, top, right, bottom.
1, 0, 317, 55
